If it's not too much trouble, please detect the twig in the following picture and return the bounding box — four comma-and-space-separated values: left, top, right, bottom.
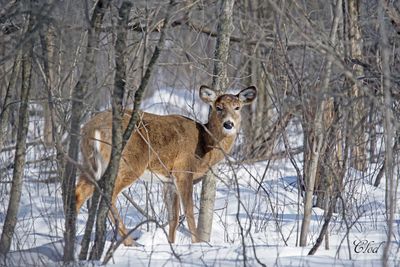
0, 138, 43, 153
121, 191, 168, 227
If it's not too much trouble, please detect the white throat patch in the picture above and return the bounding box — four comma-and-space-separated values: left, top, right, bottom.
223, 127, 236, 135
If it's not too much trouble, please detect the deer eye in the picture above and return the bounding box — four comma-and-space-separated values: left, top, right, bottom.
216, 106, 223, 112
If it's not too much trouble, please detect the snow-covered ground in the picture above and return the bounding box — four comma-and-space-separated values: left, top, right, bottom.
0, 87, 399, 266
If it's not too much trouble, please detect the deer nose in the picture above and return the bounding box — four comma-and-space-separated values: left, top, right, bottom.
223, 121, 234, 130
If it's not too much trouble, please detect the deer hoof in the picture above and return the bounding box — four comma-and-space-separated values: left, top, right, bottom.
123, 237, 135, 246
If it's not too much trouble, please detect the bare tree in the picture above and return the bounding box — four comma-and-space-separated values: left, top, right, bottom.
85, 0, 175, 260
347, 0, 367, 171
89, 1, 133, 259
299, 0, 342, 247
0, 51, 21, 150
62, 0, 111, 261
379, 1, 396, 266
0, 2, 33, 255
39, 24, 57, 147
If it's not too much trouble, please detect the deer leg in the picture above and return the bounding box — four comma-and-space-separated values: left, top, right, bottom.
107, 165, 146, 247
110, 201, 135, 247
163, 183, 180, 243
76, 175, 135, 246
175, 175, 199, 243
75, 176, 95, 213
109, 194, 135, 246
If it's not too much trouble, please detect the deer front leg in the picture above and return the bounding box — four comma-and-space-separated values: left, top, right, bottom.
175, 175, 199, 243
163, 183, 180, 243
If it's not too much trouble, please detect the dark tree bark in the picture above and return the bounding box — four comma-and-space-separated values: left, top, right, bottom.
79, 189, 100, 260
308, 194, 337, 255
0, 9, 33, 255
88, 0, 174, 260
0, 51, 21, 150
89, 1, 132, 260
62, 0, 111, 262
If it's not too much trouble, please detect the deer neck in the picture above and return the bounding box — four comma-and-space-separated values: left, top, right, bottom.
193, 121, 235, 179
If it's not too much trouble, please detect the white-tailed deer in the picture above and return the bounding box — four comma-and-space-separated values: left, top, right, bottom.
75, 85, 257, 246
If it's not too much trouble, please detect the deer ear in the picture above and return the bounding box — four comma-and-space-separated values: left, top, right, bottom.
199, 85, 217, 104
238, 86, 257, 105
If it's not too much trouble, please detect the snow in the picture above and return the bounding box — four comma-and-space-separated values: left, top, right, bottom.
0, 87, 399, 266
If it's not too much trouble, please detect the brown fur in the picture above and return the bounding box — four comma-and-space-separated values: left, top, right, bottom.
75, 86, 257, 245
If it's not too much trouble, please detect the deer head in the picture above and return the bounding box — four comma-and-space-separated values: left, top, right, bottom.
199, 85, 257, 137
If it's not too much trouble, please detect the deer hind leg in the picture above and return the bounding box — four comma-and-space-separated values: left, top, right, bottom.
163, 183, 180, 243
175, 175, 199, 243
75, 175, 95, 213
109, 194, 135, 246
107, 163, 145, 246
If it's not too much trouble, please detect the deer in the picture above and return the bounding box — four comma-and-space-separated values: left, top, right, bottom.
75, 85, 257, 246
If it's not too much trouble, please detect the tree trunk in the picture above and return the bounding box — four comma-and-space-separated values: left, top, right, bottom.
348, 0, 366, 171
89, 2, 132, 259
308, 194, 336, 255
314, 102, 335, 210
300, 113, 324, 246
88, 0, 174, 260
62, 0, 111, 262
197, 0, 235, 243
0, 11, 33, 254
378, 2, 396, 266
299, 0, 342, 247
39, 25, 57, 147
0, 52, 22, 150
209, 0, 235, 95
